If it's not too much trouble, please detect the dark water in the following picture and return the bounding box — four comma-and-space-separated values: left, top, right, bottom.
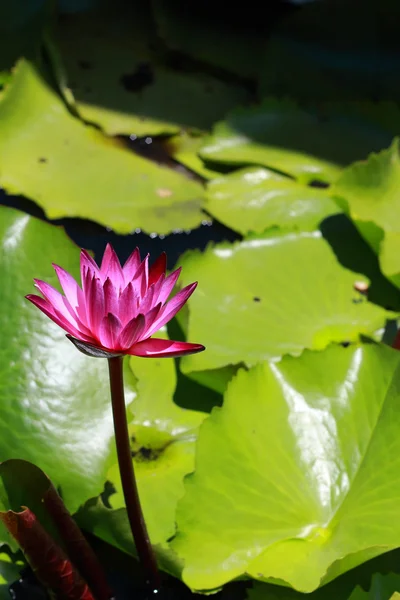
0, 188, 240, 269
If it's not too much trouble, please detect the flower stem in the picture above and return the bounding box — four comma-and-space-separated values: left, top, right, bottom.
107, 356, 161, 593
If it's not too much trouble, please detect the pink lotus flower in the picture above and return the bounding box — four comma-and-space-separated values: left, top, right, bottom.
26, 244, 204, 359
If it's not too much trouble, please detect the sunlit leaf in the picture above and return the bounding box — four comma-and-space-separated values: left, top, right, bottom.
199, 100, 392, 183
177, 230, 392, 374
168, 132, 223, 180
332, 139, 400, 287
0, 60, 205, 235
0, 207, 211, 558
173, 344, 400, 592
0, 206, 116, 513
206, 167, 340, 234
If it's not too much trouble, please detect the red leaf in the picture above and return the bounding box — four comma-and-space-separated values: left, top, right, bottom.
1, 508, 95, 599
44, 485, 113, 600
0, 459, 114, 600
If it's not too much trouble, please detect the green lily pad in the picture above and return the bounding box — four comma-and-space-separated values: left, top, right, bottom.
127, 332, 206, 435
348, 574, 400, 600
54, 1, 250, 136
78, 330, 211, 549
0, 205, 117, 513
248, 578, 352, 600
248, 571, 400, 600
206, 167, 340, 234
0, 59, 205, 234
167, 132, 223, 180
319, 214, 400, 312
332, 139, 400, 288
169, 313, 239, 395
173, 343, 400, 592
0, 459, 112, 600
199, 100, 393, 183
75, 497, 183, 578
248, 552, 400, 600
0, 459, 65, 547
180, 365, 238, 396
0, 551, 24, 598
0, 207, 209, 557
177, 230, 392, 374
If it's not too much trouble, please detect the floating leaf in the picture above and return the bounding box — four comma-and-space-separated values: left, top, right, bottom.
75, 497, 183, 578
332, 139, 400, 287
177, 230, 392, 374
0, 208, 210, 564
0, 551, 24, 599
319, 214, 400, 312
248, 575, 354, 600
127, 332, 207, 435
168, 132, 222, 180
55, 1, 250, 136
173, 344, 400, 592
180, 365, 238, 396
0, 206, 117, 513
199, 100, 393, 183
0, 60, 205, 234
349, 573, 400, 600
247, 563, 400, 600
107, 432, 197, 546
0, 460, 102, 600
206, 167, 340, 234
